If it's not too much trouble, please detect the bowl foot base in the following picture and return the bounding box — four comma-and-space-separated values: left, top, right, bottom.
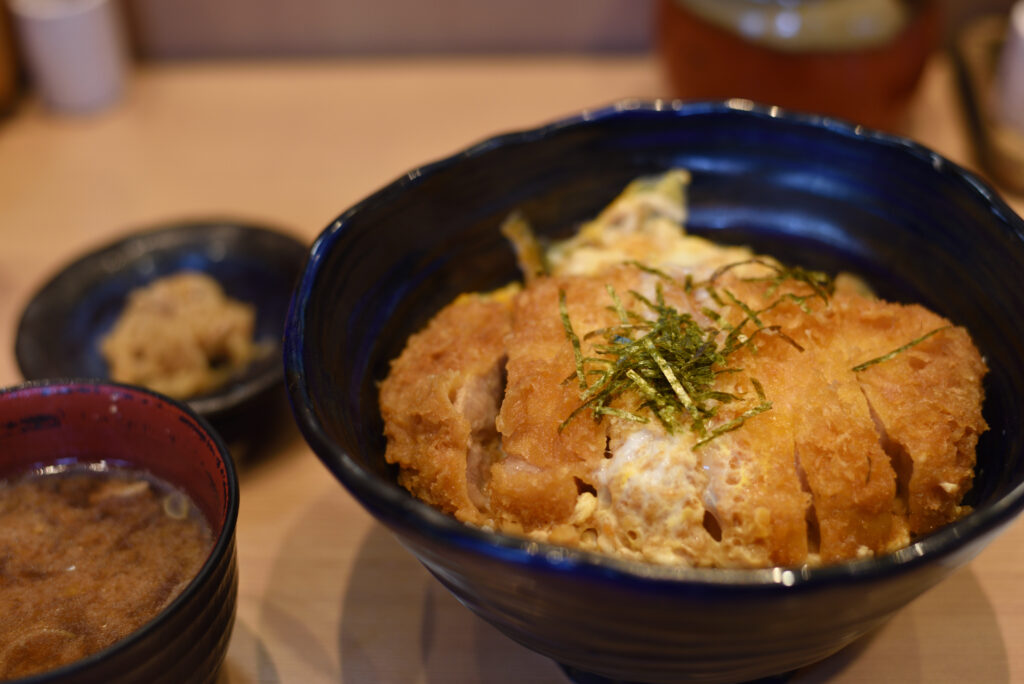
558, 663, 793, 684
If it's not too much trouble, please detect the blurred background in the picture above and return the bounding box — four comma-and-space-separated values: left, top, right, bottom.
2, 4, 1024, 682
114, 0, 1018, 58
0, 0, 1019, 123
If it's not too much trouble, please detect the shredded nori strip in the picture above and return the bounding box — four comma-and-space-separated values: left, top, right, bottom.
852, 325, 952, 372
558, 259, 834, 447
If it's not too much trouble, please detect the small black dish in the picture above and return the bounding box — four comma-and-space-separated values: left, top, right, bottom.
15, 220, 308, 447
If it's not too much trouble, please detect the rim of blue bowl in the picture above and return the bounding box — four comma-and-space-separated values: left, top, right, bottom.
285, 98, 1024, 590
0, 378, 240, 683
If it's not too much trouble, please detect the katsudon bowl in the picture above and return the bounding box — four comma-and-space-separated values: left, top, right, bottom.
283, 101, 1024, 683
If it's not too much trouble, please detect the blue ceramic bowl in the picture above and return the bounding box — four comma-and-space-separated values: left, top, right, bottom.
284, 101, 1024, 684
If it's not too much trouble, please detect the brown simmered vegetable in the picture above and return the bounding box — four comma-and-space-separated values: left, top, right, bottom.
101, 271, 265, 399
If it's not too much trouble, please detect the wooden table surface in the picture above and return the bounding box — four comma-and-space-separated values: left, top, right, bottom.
1, 53, 1021, 684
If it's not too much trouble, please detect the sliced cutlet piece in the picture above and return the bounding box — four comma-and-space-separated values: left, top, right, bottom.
583, 268, 721, 565
686, 267, 813, 566
379, 290, 514, 525
788, 343, 901, 562
494, 271, 640, 531
837, 294, 988, 535
697, 403, 809, 567
732, 280, 901, 564
700, 350, 811, 568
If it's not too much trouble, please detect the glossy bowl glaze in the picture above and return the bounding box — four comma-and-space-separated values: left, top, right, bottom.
0, 380, 238, 684
284, 101, 1024, 683
15, 220, 308, 447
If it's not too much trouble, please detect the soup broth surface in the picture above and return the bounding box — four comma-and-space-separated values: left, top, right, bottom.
0, 465, 212, 680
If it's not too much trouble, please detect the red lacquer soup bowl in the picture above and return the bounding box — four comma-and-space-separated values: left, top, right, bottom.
0, 380, 239, 684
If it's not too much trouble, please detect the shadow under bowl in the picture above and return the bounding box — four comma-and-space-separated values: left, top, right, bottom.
15, 220, 309, 447
284, 100, 1024, 684
0, 380, 238, 684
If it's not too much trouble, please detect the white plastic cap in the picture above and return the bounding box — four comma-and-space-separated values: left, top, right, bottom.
7, 0, 127, 114
995, 1, 1024, 134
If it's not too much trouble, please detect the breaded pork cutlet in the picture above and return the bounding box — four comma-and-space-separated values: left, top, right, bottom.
379, 170, 987, 568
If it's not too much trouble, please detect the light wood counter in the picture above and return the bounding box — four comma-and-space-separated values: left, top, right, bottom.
0, 54, 1020, 683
